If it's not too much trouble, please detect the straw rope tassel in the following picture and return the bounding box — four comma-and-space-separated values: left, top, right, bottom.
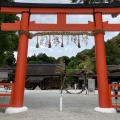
61, 35, 64, 47
78, 35, 81, 48
36, 35, 39, 48
48, 35, 51, 48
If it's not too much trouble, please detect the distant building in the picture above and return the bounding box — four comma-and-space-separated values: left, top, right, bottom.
0, 67, 13, 83
73, 67, 95, 89
107, 65, 120, 83
26, 64, 62, 90
73, 65, 120, 89
1, 64, 120, 90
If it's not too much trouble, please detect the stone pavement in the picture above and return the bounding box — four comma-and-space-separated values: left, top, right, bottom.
0, 90, 120, 120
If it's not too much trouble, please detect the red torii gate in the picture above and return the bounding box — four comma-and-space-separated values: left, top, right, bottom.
0, 2, 120, 113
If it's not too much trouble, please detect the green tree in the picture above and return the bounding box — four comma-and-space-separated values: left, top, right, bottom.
67, 33, 120, 73
5, 51, 16, 67
106, 33, 120, 65
66, 69, 79, 84
70, 0, 119, 17
27, 53, 57, 64
48, 56, 57, 63
57, 56, 70, 66
67, 60, 77, 69
28, 61, 38, 64
27, 54, 37, 63
0, 0, 19, 65
37, 53, 49, 63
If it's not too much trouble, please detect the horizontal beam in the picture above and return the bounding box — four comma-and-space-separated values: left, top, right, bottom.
0, 83, 14, 86
1, 7, 120, 14
1, 7, 94, 14
1, 7, 29, 14
0, 104, 9, 107
30, 8, 93, 14
103, 21, 120, 31
1, 21, 94, 31
109, 84, 120, 87
0, 2, 120, 14
94, 8, 120, 14
29, 21, 94, 31
111, 95, 120, 97
0, 2, 120, 8
1, 21, 120, 31
1, 21, 20, 31
111, 105, 120, 108
0, 94, 11, 96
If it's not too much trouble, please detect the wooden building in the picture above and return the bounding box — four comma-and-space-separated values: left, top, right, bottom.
26, 64, 61, 90
73, 65, 120, 89
73, 67, 95, 89
1, 64, 120, 90
0, 67, 14, 83
107, 65, 120, 83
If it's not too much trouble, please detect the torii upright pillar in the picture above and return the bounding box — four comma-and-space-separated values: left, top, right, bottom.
94, 12, 116, 113
5, 12, 29, 114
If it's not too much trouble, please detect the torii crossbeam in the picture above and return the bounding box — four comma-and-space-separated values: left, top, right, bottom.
0, 2, 120, 114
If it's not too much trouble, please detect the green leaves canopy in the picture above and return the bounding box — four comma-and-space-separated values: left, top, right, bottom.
27, 53, 57, 64
0, 0, 19, 65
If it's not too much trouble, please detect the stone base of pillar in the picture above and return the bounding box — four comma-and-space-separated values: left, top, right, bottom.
94, 107, 117, 113
5, 106, 28, 114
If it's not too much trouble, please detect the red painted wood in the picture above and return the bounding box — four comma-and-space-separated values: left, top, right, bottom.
12, 12, 29, 107
1, 7, 120, 14
0, 94, 11, 96
94, 12, 111, 108
111, 105, 120, 108
0, 104, 9, 107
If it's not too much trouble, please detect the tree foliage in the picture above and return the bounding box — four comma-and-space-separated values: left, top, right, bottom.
5, 51, 16, 67
0, 0, 19, 65
105, 33, 120, 65
71, 0, 119, 17
57, 56, 70, 66
27, 53, 57, 64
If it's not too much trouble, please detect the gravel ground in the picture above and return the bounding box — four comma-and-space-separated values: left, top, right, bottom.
0, 90, 120, 120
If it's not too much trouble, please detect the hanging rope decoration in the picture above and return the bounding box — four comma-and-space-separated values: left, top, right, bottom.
18, 30, 105, 48
36, 35, 39, 48
52, 35, 60, 47
48, 35, 51, 48
61, 35, 64, 47
78, 35, 81, 48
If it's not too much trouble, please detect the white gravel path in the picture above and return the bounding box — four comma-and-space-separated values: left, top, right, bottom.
0, 90, 120, 120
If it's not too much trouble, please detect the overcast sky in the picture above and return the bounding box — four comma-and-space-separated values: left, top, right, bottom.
14, 0, 120, 59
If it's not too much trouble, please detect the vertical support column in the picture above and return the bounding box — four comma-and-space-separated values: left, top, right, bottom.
57, 13, 66, 29
94, 12, 110, 108
5, 12, 29, 114
12, 12, 29, 107
94, 12, 116, 113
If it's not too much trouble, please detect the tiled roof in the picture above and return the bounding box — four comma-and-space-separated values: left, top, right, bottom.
107, 65, 120, 73
26, 64, 60, 76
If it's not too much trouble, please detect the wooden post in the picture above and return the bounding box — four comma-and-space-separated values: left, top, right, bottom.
11, 12, 29, 107
94, 12, 110, 108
